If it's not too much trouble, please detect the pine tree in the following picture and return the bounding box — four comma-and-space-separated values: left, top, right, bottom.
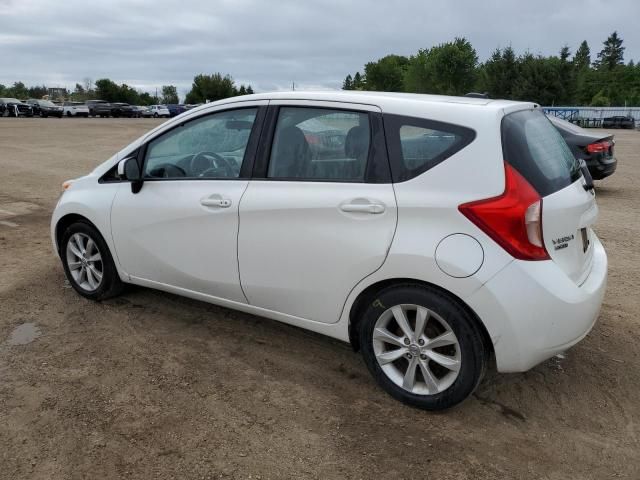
573, 40, 591, 70
352, 72, 364, 90
594, 31, 625, 70
342, 74, 353, 90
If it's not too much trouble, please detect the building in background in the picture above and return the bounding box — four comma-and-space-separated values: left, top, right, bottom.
47, 87, 67, 101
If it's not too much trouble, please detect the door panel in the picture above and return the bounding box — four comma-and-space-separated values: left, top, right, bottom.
111, 180, 248, 302
238, 181, 396, 323
238, 102, 395, 324
110, 102, 267, 302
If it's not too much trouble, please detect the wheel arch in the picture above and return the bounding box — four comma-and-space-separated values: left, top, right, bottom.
348, 278, 494, 359
55, 213, 101, 254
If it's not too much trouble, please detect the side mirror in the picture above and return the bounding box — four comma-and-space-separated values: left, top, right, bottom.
117, 157, 144, 194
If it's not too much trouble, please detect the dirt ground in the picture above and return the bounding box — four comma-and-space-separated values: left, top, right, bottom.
0, 118, 639, 479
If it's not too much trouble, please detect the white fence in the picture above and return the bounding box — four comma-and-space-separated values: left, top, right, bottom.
544, 106, 640, 127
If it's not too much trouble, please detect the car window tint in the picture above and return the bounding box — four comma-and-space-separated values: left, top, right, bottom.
398, 125, 461, 171
143, 108, 257, 179
384, 114, 476, 182
502, 110, 581, 196
268, 107, 370, 181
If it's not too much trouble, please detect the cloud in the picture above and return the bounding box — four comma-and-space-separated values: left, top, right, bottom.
1, 0, 638, 96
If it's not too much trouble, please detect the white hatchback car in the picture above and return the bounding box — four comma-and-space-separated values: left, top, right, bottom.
144, 105, 170, 118
51, 91, 607, 410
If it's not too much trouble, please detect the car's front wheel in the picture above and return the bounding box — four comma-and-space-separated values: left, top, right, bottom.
60, 221, 124, 301
359, 284, 487, 410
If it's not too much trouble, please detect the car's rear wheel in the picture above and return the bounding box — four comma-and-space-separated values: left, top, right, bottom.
61, 222, 124, 301
359, 284, 486, 410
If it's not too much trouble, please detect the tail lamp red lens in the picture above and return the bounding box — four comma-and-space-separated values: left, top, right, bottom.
458, 163, 549, 261
585, 141, 610, 154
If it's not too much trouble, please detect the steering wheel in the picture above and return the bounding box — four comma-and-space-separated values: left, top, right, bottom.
147, 163, 187, 178
189, 151, 236, 178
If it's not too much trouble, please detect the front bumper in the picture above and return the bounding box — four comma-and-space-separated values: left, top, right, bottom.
466, 234, 607, 372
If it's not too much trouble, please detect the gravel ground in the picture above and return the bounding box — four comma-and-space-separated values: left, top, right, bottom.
0, 118, 639, 479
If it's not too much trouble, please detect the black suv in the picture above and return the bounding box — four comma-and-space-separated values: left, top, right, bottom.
111, 103, 135, 118
26, 99, 64, 118
86, 100, 113, 117
602, 115, 635, 129
0, 98, 33, 117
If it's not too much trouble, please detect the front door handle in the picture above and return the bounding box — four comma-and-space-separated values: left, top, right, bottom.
340, 202, 385, 214
200, 196, 232, 208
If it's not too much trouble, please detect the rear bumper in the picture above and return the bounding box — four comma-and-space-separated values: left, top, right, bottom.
466, 234, 607, 372
588, 157, 617, 180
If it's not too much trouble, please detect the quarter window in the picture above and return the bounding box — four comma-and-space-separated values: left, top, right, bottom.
267, 107, 371, 181
384, 114, 475, 182
143, 108, 257, 179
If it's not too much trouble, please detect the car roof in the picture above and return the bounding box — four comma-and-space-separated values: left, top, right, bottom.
207, 90, 535, 110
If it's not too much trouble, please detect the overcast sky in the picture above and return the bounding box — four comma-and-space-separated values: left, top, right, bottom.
1, 0, 638, 99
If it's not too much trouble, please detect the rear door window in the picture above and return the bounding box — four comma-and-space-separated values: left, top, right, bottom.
384, 114, 476, 182
502, 109, 581, 197
267, 107, 371, 181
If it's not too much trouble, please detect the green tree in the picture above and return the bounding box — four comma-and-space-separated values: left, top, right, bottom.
476, 46, 518, 98
7, 81, 29, 99
161, 85, 179, 104
94, 78, 120, 102
364, 55, 408, 91
233, 84, 253, 96
594, 31, 625, 70
573, 40, 591, 70
184, 73, 237, 104
558, 45, 575, 104
27, 85, 48, 99
352, 72, 364, 89
512, 53, 564, 105
404, 38, 477, 95
590, 89, 610, 106
342, 74, 353, 90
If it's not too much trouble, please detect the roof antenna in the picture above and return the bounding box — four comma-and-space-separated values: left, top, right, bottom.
292, 81, 295, 91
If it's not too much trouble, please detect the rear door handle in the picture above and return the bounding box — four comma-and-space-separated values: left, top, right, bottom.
200, 196, 232, 208
340, 203, 385, 214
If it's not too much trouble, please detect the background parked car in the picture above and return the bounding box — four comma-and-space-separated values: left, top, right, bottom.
85, 100, 113, 117
130, 105, 147, 118
145, 105, 170, 118
548, 115, 617, 180
111, 103, 135, 118
167, 104, 187, 117
62, 101, 90, 117
0, 98, 33, 117
602, 115, 635, 129
25, 99, 64, 118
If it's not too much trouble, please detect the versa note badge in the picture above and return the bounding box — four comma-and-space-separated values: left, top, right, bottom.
552, 234, 574, 251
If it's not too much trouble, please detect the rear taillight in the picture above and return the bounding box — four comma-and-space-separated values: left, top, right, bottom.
458, 163, 549, 261
585, 141, 610, 154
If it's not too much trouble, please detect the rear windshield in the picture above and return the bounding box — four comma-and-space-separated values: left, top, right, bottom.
502, 109, 581, 197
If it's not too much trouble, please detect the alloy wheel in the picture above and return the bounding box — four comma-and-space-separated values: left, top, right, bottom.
373, 304, 461, 395
65, 233, 103, 291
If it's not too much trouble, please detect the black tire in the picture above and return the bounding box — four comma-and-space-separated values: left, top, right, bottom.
60, 221, 124, 301
358, 283, 487, 411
